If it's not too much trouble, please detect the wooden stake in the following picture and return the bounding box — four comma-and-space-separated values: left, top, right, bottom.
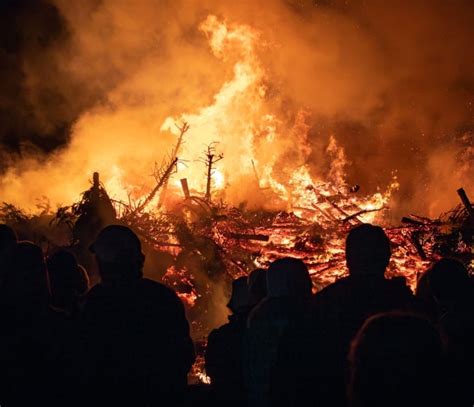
457, 188, 474, 219
180, 178, 190, 199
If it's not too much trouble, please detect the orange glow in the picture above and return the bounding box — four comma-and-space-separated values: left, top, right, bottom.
0, 15, 400, 215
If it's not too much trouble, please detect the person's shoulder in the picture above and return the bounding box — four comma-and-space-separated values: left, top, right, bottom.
315, 276, 353, 298
312, 276, 373, 315
85, 279, 179, 304
139, 278, 179, 297
211, 316, 243, 336
140, 277, 170, 289
82, 283, 105, 303
208, 324, 229, 341
248, 297, 271, 324
382, 276, 412, 294
138, 278, 185, 307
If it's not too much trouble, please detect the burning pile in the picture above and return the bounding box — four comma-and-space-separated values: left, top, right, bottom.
108, 169, 472, 296
0, 15, 472, 337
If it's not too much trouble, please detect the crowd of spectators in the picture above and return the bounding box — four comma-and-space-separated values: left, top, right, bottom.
0, 222, 472, 407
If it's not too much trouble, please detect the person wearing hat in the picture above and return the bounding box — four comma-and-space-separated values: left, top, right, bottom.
81, 225, 195, 407
205, 276, 251, 407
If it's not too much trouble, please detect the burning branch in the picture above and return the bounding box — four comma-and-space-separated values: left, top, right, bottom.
410, 231, 427, 260
172, 122, 190, 158
200, 143, 223, 202
310, 203, 338, 222
158, 122, 190, 206
401, 216, 426, 226
135, 156, 178, 213
342, 207, 384, 223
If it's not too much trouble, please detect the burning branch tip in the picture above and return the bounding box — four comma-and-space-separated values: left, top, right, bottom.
175, 121, 190, 135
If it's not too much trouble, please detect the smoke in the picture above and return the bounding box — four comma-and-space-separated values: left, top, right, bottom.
0, 0, 473, 216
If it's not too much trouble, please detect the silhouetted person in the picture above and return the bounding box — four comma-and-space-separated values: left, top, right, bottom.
248, 268, 267, 309
348, 312, 445, 407
0, 223, 16, 252
416, 258, 473, 317
272, 224, 414, 407
416, 258, 474, 405
0, 223, 17, 284
47, 249, 90, 317
244, 258, 312, 407
206, 277, 251, 406
80, 225, 195, 407
0, 242, 71, 406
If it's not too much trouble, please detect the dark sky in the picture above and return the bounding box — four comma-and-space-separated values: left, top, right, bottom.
0, 0, 111, 163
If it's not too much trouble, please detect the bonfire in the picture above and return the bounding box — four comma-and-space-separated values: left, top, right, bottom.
0, 14, 472, 385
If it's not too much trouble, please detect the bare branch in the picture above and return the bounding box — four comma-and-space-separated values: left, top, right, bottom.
201, 143, 224, 202
135, 157, 178, 213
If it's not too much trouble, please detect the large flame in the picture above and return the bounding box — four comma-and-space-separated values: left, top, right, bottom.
0, 14, 398, 217
159, 15, 265, 198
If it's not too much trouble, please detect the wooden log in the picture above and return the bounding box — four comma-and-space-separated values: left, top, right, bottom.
410, 231, 427, 260
457, 188, 474, 219
343, 207, 383, 223
93, 172, 100, 187
310, 203, 337, 222
228, 233, 270, 242
401, 216, 425, 226
180, 178, 190, 199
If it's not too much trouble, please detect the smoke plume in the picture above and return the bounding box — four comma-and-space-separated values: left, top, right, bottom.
0, 0, 473, 217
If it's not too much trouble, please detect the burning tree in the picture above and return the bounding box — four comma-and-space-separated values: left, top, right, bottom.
200, 143, 224, 203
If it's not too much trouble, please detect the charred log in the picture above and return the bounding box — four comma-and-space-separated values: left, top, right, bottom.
227, 232, 270, 242
180, 178, 191, 199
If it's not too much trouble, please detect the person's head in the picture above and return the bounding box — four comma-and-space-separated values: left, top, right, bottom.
266, 257, 312, 299
90, 225, 144, 283
248, 268, 267, 308
348, 312, 444, 407
417, 258, 471, 306
47, 249, 90, 310
0, 224, 17, 256
227, 276, 250, 314
346, 224, 391, 277
3, 241, 50, 304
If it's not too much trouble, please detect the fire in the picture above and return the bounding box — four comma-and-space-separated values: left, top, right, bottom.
0, 14, 414, 293
0, 14, 439, 309
0, 12, 472, 386
159, 15, 264, 200
0, 14, 400, 219
211, 169, 225, 190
